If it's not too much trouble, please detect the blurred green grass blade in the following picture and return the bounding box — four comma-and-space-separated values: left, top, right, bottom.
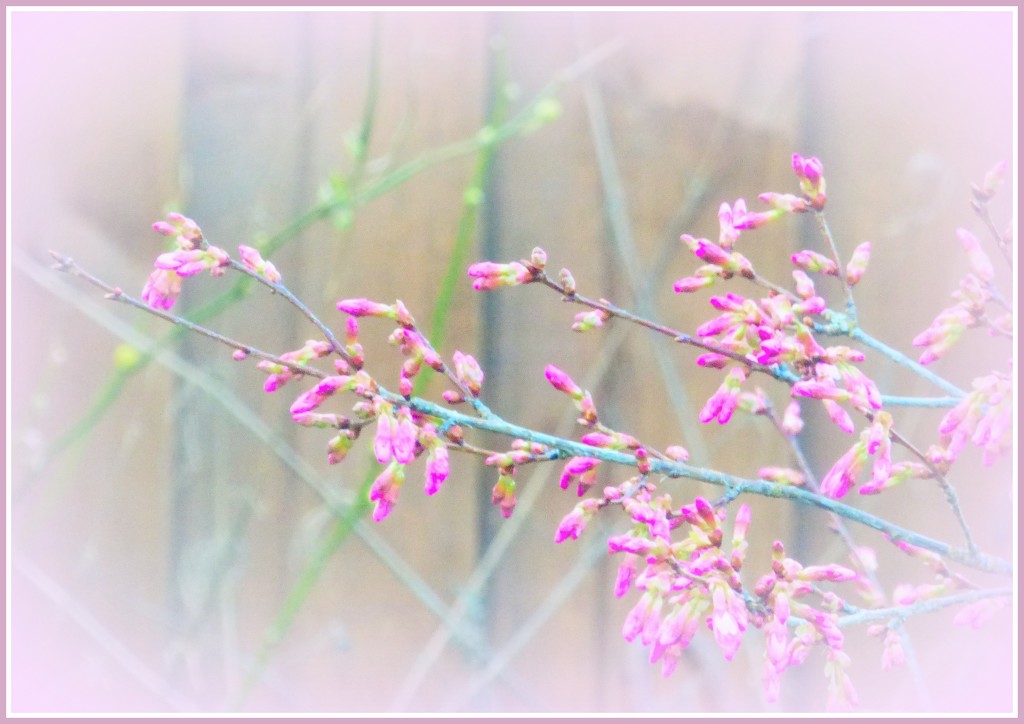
232, 469, 375, 709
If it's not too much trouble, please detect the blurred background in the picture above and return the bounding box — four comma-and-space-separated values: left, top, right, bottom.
9, 8, 1015, 714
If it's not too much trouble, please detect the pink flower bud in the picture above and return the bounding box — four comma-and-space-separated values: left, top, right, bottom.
758, 467, 805, 486
956, 228, 995, 283
791, 249, 839, 275
759, 191, 809, 214
559, 267, 576, 296
425, 444, 449, 496
822, 398, 855, 434
792, 153, 827, 210
613, 553, 638, 597
554, 498, 601, 543
530, 247, 547, 270
327, 431, 355, 465
337, 298, 396, 318
141, 269, 183, 310
467, 261, 534, 290
373, 409, 396, 464
392, 407, 418, 464
796, 564, 857, 582
544, 364, 583, 400
665, 445, 689, 462
845, 241, 871, 286
238, 244, 282, 284
369, 462, 405, 522
153, 212, 203, 249
781, 401, 804, 436
572, 307, 611, 332
699, 367, 748, 425
452, 350, 484, 396
673, 274, 717, 293
491, 472, 517, 518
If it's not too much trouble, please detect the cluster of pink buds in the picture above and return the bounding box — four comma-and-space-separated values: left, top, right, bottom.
605, 495, 753, 676
936, 370, 1012, 466
466, 246, 548, 291
365, 407, 453, 520
755, 540, 857, 708
912, 228, 1002, 365
142, 213, 232, 311
238, 245, 282, 284
791, 153, 827, 210
143, 213, 287, 311
819, 411, 900, 497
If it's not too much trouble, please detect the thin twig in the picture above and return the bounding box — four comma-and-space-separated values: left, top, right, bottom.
51, 255, 1011, 576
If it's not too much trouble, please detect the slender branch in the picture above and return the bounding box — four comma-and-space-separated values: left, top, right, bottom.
225, 258, 353, 366
888, 425, 977, 554
846, 326, 967, 397
536, 274, 791, 380
880, 395, 960, 408
53, 254, 1010, 576
814, 211, 858, 320
837, 587, 1012, 628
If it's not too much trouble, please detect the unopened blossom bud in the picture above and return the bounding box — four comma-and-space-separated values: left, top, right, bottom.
797, 564, 858, 583
452, 350, 484, 396
373, 408, 397, 464
572, 307, 611, 332
141, 269, 183, 310
613, 553, 639, 597
289, 376, 349, 419
467, 260, 534, 291
369, 461, 405, 522
337, 298, 396, 318
820, 441, 868, 498
822, 399, 855, 434
730, 504, 751, 567
392, 407, 418, 464
442, 390, 464, 404
699, 366, 749, 425
673, 272, 717, 294
759, 191, 809, 214
956, 228, 995, 283
544, 364, 583, 400
554, 498, 601, 543
758, 466, 805, 486
709, 579, 747, 661
792, 270, 816, 300
232, 349, 249, 361
559, 456, 600, 491
665, 445, 689, 462
971, 160, 1008, 201
491, 471, 517, 518
326, 430, 355, 465
843, 241, 871, 286
791, 153, 827, 210
530, 247, 547, 270
424, 444, 449, 496
791, 249, 839, 275
238, 244, 282, 284
445, 425, 464, 444
912, 305, 974, 365
577, 391, 598, 426
635, 448, 652, 475
153, 212, 203, 249
881, 628, 906, 670
559, 267, 576, 297
155, 246, 230, 278
399, 374, 414, 398
781, 401, 804, 436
